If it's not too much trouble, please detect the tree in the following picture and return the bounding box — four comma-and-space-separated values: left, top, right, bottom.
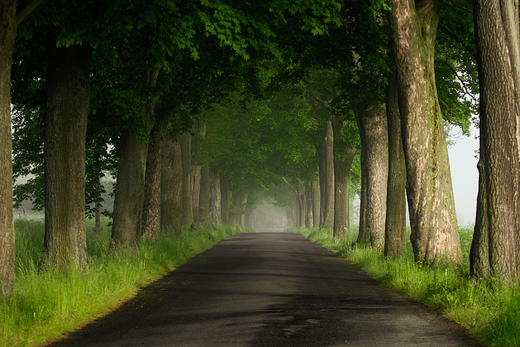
470, 0, 520, 283
387, 0, 461, 264
179, 133, 194, 229
355, 103, 388, 247
0, 0, 45, 296
210, 165, 221, 225
142, 93, 178, 240
160, 131, 183, 235
384, 71, 407, 257
43, 26, 93, 271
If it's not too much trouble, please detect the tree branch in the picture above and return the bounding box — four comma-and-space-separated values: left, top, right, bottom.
16, 0, 45, 25
438, 60, 477, 102
438, 24, 476, 60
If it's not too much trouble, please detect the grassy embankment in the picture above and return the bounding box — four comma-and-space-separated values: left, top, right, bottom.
1, 218, 246, 347
293, 226, 520, 347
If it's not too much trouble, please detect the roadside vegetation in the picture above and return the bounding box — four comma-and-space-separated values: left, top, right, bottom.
293, 226, 520, 347
0, 217, 246, 347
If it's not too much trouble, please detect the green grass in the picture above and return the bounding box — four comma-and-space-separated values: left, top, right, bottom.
1, 218, 246, 347
292, 226, 520, 347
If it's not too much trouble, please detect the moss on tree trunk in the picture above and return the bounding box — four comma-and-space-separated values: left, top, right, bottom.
387, 0, 461, 265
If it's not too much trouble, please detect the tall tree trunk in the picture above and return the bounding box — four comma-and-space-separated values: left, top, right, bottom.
160, 132, 183, 235
333, 149, 357, 238
191, 122, 206, 227
311, 179, 320, 228
355, 103, 388, 248
43, 34, 92, 272
191, 166, 201, 226
210, 165, 221, 225
0, 0, 42, 296
471, 0, 520, 283
294, 190, 301, 227
142, 95, 176, 240
322, 121, 335, 228
111, 68, 160, 250
384, 72, 408, 258
0, 1, 16, 296
387, 0, 461, 264
199, 164, 211, 226
470, 159, 489, 277
220, 175, 230, 225
316, 143, 326, 227
231, 189, 243, 225
305, 181, 313, 228
299, 186, 307, 227
240, 191, 249, 226
179, 133, 193, 228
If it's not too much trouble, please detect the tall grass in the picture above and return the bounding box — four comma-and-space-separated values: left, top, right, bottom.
293, 226, 520, 347
1, 218, 246, 347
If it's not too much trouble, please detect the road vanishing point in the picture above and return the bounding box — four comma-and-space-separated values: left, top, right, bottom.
49, 232, 483, 347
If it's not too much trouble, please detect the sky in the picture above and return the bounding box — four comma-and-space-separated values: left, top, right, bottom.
447, 125, 479, 227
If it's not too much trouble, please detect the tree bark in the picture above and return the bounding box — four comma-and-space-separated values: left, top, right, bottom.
179, 133, 193, 228
191, 122, 206, 227
199, 164, 211, 226
231, 189, 243, 225
111, 68, 160, 250
0, 0, 42, 296
240, 191, 249, 226
316, 143, 326, 227
142, 95, 176, 240
220, 175, 230, 225
471, 0, 520, 283
160, 132, 183, 235
294, 189, 301, 227
0, 0, 17, 296
387, 0, 461, 264
43, 33, 92, 272
299, 186, 307, 227
191, 165, 201, 226
384, 72, 408, 258
470, 159, 489, 277
210, 165, 221, 225
322, 121, 335, 228
333, 149, 357, 238
305, 181, 313, 228
355, 103, 388, 248
311, 180, 320, 228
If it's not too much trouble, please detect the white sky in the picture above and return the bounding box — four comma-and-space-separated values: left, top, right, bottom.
448, 125, 479, 227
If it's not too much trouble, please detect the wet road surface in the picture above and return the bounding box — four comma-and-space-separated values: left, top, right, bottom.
48, 232, 483, 347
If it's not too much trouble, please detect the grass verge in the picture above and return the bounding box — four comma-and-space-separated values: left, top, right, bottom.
1, 218, 246, 347
292, 226, 520, 347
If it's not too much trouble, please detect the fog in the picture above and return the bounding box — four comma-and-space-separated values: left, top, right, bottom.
448, 125, 479, 227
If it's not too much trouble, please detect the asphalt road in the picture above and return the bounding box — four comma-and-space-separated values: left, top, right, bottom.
49, 232, 483, 347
